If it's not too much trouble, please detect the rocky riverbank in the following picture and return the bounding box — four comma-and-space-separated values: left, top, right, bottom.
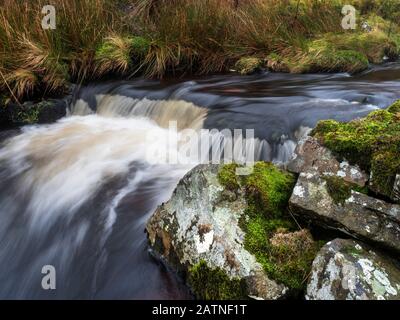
146, 99, 400, 300
0, 89, 73, 128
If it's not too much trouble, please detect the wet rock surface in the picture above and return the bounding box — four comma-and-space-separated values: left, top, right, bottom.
306, 238, 400, 300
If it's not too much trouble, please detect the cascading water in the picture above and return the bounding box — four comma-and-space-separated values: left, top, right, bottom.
0, 95, 273, 299
1, 63, 400, 299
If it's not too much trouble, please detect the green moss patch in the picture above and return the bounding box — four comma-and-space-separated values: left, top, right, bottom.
268, 46, 369, 75
188, 260, 247, 300
11, 100, 54, 124
242, 162, 296, 219
323, 176, 368, 205
217, 163, 240, 191
218, 162, 323, 292
240, 211, 322, 291
388, 100, 400, 114
234, 57, 263, 75
312, 101, 400, 201
267, 230, 324, 290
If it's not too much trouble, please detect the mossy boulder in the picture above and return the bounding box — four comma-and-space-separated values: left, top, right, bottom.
147, 163, 322, 299
147, 163, 288, 299
307, 238, 400, 300
224, 162, 322, 292
3, 98, 68, 126
234, 57, 263, 75
388, 100, 400, 114
289, 171, 400, 253
311, 101, 400, 203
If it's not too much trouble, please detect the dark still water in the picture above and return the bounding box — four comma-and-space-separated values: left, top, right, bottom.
0, 63, 400, 299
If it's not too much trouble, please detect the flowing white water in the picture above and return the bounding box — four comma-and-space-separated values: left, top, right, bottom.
0, 95, 296, 298
0, 115, 197, 228
70, 95, 207, 130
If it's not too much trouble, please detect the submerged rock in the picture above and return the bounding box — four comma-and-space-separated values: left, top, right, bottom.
306, 239, 400, 300
146, 164, 288, 299
289, 171, 400, 253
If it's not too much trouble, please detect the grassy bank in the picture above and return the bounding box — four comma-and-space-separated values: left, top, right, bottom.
0, 0, 400, 103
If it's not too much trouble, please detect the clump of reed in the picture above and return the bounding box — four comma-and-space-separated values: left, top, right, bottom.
0, 0, 125, 101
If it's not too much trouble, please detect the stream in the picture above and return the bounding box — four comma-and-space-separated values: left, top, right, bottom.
0, 63, 400, 299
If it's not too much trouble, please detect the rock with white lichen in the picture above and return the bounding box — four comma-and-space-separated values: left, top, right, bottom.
289, 171, 400, 253
287, 136, 368, 187
146, 164, 289, 300
311, 104, 400, 204
306, 238, 400, 300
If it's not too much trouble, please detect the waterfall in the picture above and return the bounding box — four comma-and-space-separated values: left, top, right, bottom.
0, 93, 307, 298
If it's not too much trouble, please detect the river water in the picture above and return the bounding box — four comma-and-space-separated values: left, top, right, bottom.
0, 63, 400, 299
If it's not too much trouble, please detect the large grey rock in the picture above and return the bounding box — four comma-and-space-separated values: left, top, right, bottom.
287, 136, 368, 187
307, 239, 400, 300
4, 97, 69, 126
146, 164, 288, 300
289, 171, 400, 253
